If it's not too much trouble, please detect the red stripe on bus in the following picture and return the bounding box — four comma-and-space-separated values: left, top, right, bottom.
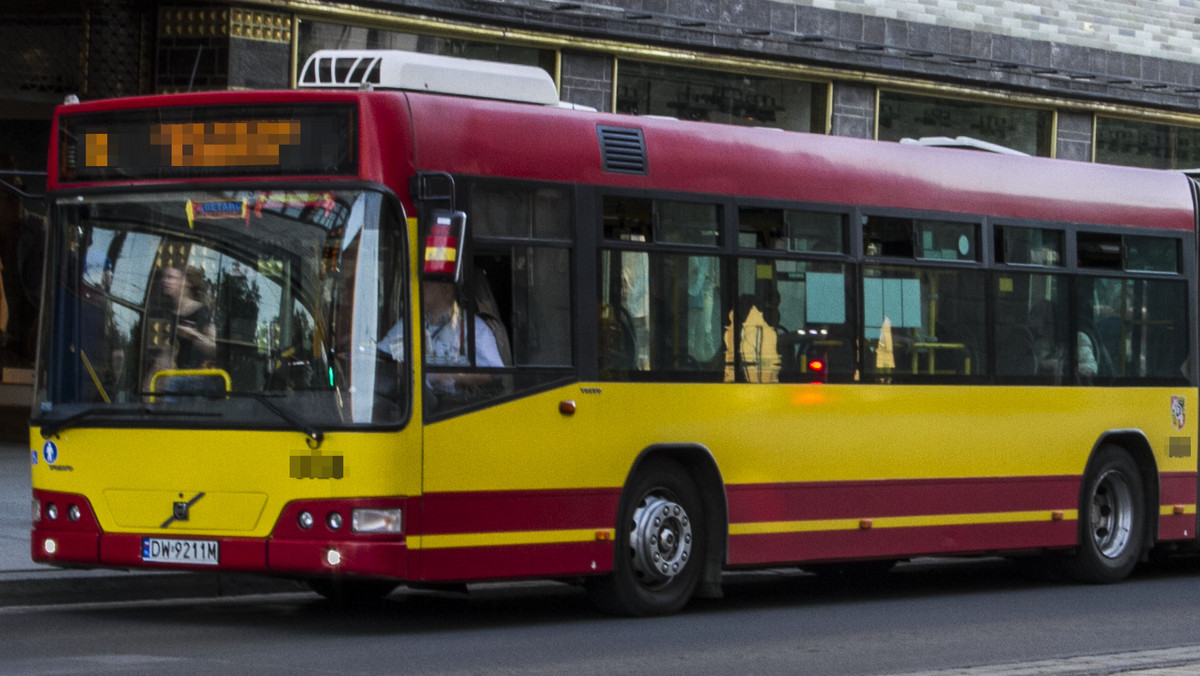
417, 489, 621, 536
728, 520, 1078, 566
1159, 472, 1198, 505
727, 475, 1080, 524
416, 541, 613, 582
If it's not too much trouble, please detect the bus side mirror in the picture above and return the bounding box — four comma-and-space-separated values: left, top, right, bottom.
422, 209, 466, 283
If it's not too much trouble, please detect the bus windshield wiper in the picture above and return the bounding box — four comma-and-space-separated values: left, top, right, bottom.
38, 406, 147, 439
37, 404, 218, 439
224, 391, 325, 447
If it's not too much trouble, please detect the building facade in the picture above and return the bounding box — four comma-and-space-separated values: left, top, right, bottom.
1, 0, 1199, 410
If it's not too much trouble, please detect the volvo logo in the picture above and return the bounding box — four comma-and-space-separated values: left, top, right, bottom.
161, 492, 206, 529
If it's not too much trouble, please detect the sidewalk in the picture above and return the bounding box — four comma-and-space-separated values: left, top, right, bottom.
0, 438, 303, 606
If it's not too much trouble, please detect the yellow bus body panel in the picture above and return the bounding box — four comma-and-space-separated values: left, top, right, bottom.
423, 383, 1196, 492
30, 427, 422, 538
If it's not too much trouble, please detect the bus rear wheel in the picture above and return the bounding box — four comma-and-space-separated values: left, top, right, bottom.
1064, 445, 1146, 584
587, 457, 705, 616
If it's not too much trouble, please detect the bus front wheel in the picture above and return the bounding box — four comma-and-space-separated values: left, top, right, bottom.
587, 457, 705, 616
1064, 445, 1146, 584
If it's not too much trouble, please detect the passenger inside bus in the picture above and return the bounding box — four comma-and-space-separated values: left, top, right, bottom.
144, 264, 218, 395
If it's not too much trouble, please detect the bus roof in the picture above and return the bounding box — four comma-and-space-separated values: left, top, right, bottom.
50, 88, 1196, 232
404, 92, 1196, 232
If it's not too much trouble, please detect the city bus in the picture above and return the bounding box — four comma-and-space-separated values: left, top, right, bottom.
30, 49, 1200, 616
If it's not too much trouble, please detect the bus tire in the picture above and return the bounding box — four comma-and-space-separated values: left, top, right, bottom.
587, 457, 705, 616
1064, 445, 1146, 584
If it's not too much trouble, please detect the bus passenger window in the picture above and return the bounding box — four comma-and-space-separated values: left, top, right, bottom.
599, 250, 724, 381
863, 266, 986, 381
1074, 276, 1188, 383
993, 272, 1066, 382
733, 258, 854, 383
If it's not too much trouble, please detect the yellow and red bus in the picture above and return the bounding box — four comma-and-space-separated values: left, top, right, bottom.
30, 50, 1200, 615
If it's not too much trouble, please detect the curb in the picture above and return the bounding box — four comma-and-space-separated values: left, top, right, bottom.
0, 570, 308, 607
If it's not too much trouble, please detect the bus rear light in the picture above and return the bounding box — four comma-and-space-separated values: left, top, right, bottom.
352, 508, 403, 534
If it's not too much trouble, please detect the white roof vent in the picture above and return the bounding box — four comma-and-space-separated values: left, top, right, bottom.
899, 135, 1028, 156
298, 50, 561, 106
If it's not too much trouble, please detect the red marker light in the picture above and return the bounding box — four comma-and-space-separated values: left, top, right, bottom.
807, 359, 826, 372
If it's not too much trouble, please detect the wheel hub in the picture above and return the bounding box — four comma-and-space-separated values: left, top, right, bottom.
630, 495, 693, 584
1090, 469, 1134, 559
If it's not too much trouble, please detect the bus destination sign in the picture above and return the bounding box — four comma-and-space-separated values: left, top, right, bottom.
59, 104, 357, 181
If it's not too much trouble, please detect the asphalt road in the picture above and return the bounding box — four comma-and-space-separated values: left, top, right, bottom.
4, 557, 1200, 675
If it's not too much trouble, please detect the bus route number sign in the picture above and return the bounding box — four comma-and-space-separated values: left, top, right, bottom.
141, 537, 219, 566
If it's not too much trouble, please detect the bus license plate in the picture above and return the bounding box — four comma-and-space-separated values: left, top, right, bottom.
141, 537, 219, 565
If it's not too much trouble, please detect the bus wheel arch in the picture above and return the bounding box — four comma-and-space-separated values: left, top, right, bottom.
1065, 434, 1156, 583
587, 444, 727, 616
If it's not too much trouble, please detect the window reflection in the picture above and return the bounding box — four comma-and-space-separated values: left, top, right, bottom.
40, 189, 404, 428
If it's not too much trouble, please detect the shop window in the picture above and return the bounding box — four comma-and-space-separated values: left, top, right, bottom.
1095, 117, 1200, 169
616, 60, 827, 133
297, 21, 556, 81
878, 91, 1053, 157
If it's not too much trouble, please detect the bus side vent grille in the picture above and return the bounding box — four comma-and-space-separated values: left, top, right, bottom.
598, 126, 648, 175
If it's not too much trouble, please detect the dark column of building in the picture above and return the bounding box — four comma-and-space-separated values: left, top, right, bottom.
227, 8, 292, 90
1055, 111, 1094, 162
830, 82, 875, 139
560, 51, 613, 112
85, 0, 153, 99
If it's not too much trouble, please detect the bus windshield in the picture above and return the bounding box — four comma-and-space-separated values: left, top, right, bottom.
35, 188, 407, 433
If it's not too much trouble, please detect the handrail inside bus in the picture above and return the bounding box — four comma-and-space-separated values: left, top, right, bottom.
149, 368, 233, 397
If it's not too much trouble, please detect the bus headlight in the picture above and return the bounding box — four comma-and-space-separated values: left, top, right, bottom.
352, 508, 402, 534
